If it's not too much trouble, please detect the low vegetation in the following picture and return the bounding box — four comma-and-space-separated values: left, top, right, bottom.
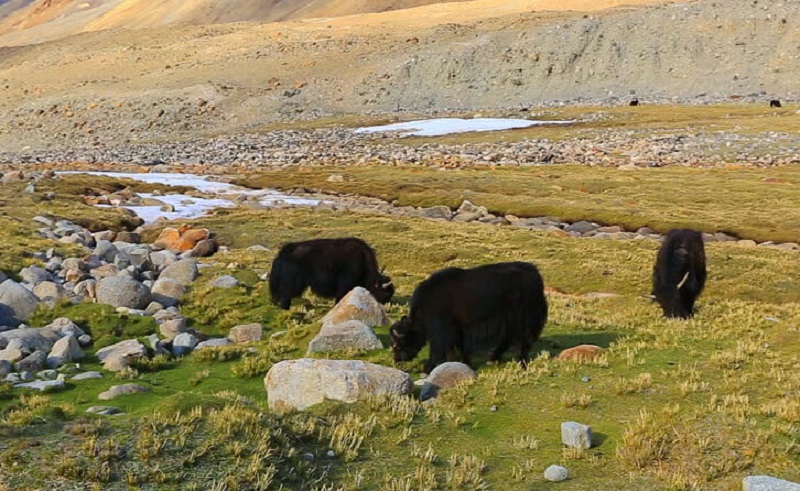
1, 172, 799, 489
243, 165, 800, 243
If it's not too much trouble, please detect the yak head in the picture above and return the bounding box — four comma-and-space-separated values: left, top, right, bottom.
370, 268, 395, 304
390, 315, 425, 363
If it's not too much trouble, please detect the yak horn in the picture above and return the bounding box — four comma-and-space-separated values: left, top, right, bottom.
381, 281, 393, 288
391, 328, 405, 339
676, 271, 690, 290
639, 294, 656, 300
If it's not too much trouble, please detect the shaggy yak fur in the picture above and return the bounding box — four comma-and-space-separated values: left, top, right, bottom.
652, 228, 707, 319
269, 237, 394, 309
390, 261, 548, 373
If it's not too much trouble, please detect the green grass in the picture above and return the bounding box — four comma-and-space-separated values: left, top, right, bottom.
241, 165, 800, 243
2, 175, 800, 489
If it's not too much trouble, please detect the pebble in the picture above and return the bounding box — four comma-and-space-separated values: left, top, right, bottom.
544, 465, 569, 482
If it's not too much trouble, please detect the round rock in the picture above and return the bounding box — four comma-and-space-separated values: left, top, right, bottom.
96, 276, 152, 309
544, 465, 569, 482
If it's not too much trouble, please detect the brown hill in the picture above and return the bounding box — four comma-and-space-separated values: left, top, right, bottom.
0, 0, 472, 46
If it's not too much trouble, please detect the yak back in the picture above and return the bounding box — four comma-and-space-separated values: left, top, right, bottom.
408, 261, 547, 347
271, 237, 381, 297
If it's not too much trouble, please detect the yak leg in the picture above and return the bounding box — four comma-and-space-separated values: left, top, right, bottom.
518, 337, 532, 368
489, 336, 511, 364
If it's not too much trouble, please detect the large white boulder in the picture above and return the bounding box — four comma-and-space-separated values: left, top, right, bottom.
265, 358, 411, 412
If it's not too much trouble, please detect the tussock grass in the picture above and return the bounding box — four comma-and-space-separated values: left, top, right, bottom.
244, 164, 800, 243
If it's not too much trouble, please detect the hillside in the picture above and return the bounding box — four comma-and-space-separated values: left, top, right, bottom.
0, 0, 797, 153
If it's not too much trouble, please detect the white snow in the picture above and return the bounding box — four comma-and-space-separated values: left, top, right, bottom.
354, 118, 574, 137
59, 171, 323, 224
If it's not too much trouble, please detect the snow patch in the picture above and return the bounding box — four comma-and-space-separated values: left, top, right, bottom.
59, 171, 324, 224
354, 118, 574, 137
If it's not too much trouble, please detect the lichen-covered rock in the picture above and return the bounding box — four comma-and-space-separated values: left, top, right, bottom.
46, 318, 86, 338
172, 332, 198, 356
561, 421, 593, 449
0, 328, 55, 352
320, 287, 388, 328
742, 476, 800, 491
0, 279, 41, 327
158, 317, 187, 340
265, 358, 412, 412
229, 323, 263, 344
307, 320, 383, 354
544, 465, 570, 482
46, 335, 84, 368
98, 383, 150, 400
150, 278, 186, 307
159, 259, 198, 286
14, 379, 65, 392
420, 362, 477, 401
96, 276, 152, 309
195, 338, 233, 349
95, 339, 148, 372
210, 275, 239, 288
15, 350, 48, 373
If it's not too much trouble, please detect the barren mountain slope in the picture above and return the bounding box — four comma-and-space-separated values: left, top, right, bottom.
0, 0, 472, 46
0, 0, 797, 152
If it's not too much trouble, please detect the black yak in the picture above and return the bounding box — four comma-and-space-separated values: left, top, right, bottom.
652, 229, 707, 319
629, 98, 640, 107
770, 99, 782, 108
390, 261, 548, 373
269, 237, 394, 309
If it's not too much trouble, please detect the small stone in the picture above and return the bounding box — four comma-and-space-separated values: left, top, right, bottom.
561, 421, 593, 449
489, 405, 498, 412
210, 275, 239, 288
229, 323, 263, 344
544, 465, 569, 482
72, 371, 103, 381
557, 345, 605, 362
36, 369, 58, 380
172, 332, 198, 356
86, 406, 122, 415
195, 338, 233, 350
98, 383, 150, 400
581, 376, 591, 383
14, 379, 65, 391
303, 453, 315, 462
419, 362, 477, 401
326, 450, 336, 458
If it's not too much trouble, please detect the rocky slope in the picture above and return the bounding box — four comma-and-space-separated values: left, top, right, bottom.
0, 0, 797, 152
0, 0, 467, 46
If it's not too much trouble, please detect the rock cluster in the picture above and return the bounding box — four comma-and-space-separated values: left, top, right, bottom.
308, 287, 386, 354
1, 126, 798, 170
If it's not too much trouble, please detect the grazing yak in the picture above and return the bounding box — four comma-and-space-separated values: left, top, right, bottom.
269, 237, 394, 309
652, 229, 707, 319
770, 99, 782, 108
390, 261, 548, 373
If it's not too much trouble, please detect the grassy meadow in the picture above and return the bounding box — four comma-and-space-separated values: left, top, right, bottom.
0, 164, 799, 490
